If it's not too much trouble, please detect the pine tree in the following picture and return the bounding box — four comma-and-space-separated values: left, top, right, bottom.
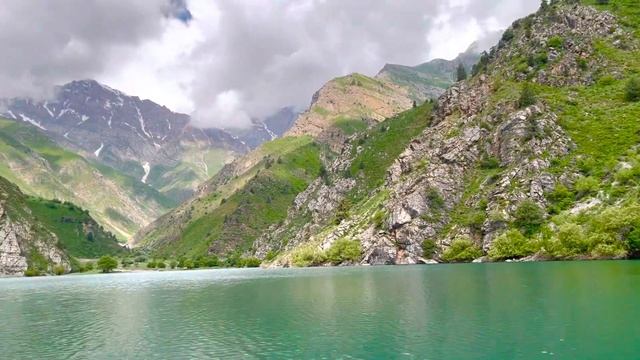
456, 63, 467, 82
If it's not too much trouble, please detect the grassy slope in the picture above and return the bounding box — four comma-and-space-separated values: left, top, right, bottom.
0, 118, 174, 239
0, 176, 122, 271
146, 136, 323, 258
440, 0, 640, 259
25, 197, 123, 258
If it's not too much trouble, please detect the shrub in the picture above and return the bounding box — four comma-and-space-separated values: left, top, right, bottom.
426, 187, 445, 212
574, 176, 599, 198
591, 243, 625, 258
97, 256, 118, 273
121, 258, 134, 268
501, 29, 514, 43
264, 251, 279, 262
547, 36, 564, 49
183, 259, 194, 269
156, 261, 166, 269
84, 262, 94, 271
625, 77, 640, 102
421, 239, 437, 258
441, 238, 483, 263
546, 184, 575, 214
53, 265, 66, 276
292, 246, 327, 267
513, 200, 544, 236
24, 268, 41, 277
242, 257, 262, 268
326, 239, 362, 265
556, 223, 589, 256
518, 83, 537, 108
488, 229, 534, 260
146, 261, 157, 269
480, 156, 501, 169
169, 260, 177, 269
456, 63, 467, 81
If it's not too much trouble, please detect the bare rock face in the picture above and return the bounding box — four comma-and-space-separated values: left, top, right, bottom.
0, 207, 28, 275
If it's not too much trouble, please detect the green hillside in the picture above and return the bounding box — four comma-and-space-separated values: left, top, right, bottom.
0, 118, 175, 240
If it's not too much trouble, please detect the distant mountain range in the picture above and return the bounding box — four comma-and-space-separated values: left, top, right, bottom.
0, 80, 297, 242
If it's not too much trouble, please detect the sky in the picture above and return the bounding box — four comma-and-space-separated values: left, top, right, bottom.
0, 0, 539, 129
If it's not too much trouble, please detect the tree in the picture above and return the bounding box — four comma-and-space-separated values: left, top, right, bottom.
97, 256, 118, 273
518, 83, 536, 108
456, 63, 467, 82
625, 77, 640, 102
513, 200, 545, 236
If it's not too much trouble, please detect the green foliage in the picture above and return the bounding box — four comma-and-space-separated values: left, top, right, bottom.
421, 239, 437, 258
456, 63, 467, 82
480, 156, 501, 169
241, 257, 262, 268
326, 239, 362, 265
501, 29, 515, 43
518, 83, 537, 108
547, 36, 564, 49
84, 262, 94, 271
53, 265, 66, 275
264, 251, 279, 262
120, 258, 134, 268
488, 229, 534, 260
24, 268, 41, 277
25, 197, 123, 258
146, 261, 157, 269
441, 238, 483, 263
157, 261, 166, 269
333, 118, 368, 135
513, 200, 544, 236
546, 184, 575, 214
292, 246, 327, 267
574, 176, 599, 198
334, 198, 352, 225
625, 77, 640, 102
426, 187, 445, 212
97, 256, 118, 273
169, 260, 177, 269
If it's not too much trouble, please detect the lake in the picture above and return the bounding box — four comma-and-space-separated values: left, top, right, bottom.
0, 261, 638, 359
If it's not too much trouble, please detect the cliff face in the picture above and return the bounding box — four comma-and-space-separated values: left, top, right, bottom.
0, 178, 69, 276
254, 1, 640, 265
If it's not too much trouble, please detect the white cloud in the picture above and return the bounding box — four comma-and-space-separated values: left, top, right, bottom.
0, 0, 540, 129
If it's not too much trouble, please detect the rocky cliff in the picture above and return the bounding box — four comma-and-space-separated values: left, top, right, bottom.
253, 1, 640, 265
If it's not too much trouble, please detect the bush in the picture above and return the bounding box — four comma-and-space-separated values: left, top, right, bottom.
513, 200, 544, 236
121, 258, 134, 268
156, 261, 166, 269
488, 229, 534, 260
518, 83, 536, 108
169, 260, 177, 269
574, 176, 599, 198
24, 268, 41, 277
326, 239, 362, 265
556, 223, 589, 257
241, 257, 262, 268
547, 36, 564, 49
292, 246, 327, 267
546, 184, 575, 214
146, 261, 157, 269
421, 239, 437, 258
183, 259, 194, 269
97, 256, 118, 273
53, 265, 66, 276
84, 262, 94, 271
264, 251, 279, 262
441, 238, 483, 263
625, 77, 640, 102
480, 156, 500, 169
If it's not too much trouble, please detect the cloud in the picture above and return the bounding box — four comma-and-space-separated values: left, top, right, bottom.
0, 0, 540, 129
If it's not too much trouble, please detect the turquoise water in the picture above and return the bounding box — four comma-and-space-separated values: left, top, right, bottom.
0, 261, 638, 359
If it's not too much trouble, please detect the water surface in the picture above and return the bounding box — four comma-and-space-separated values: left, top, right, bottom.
1, 261, 638, 359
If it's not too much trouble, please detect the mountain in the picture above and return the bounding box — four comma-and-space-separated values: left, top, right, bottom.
286, 47, 480, 150
0, 175, 121, 276
250, 0, 640, 265
1, 80, 247, 202
137, 0, 640, 265
377, 44, 481, 101
227, 107, 299, 149
0, 117, 174, 240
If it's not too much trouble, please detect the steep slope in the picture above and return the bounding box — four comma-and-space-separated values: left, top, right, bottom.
254, 0, 640, 266
1, 80, 246, 202
0, 118, 173, 240
0, 176, 120, 276
377, 44, 480, 101
135, 136, 324, 257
